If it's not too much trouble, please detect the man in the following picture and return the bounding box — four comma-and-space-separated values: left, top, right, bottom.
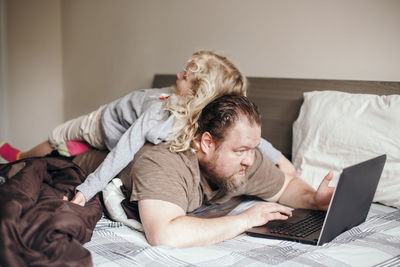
118, 94, 335, 247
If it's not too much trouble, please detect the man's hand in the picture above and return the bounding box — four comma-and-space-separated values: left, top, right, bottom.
242, 202, 292, 229
70, 191, 86, 206
314, 171, 335, 210
276, 171, 335, 210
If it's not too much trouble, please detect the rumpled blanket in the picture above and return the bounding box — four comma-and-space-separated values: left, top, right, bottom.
0, 157, 102, 267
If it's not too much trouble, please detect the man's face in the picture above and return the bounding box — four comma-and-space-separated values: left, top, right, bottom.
200, 116, 261, 192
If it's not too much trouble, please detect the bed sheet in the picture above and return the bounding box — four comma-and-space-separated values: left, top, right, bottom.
85, 202, 400, 267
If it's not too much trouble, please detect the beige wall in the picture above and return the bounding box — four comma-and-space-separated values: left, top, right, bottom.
7, 0, 63, 149
6, 0, 400, 149
0, 0, 7, 142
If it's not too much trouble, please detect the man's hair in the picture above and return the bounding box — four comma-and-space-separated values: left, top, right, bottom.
195, 94, 261, 146
166, 50, 247, 152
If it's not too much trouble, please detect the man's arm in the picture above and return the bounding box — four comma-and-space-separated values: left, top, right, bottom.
139, 199, 292, 248
276, 155, 296, 178
270, 171, 335, 210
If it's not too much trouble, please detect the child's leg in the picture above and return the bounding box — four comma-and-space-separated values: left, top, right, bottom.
57, 140, 91, 157
0, 141, 22, 162
49, 105, 107, 149
19, 141, 54, 159
0, 140, 53, 162
1, 105, 107, 162
50, 105, 107, 157
48, 115, 94, 157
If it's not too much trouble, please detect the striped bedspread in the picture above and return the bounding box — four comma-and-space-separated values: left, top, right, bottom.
85, 202, 400, 267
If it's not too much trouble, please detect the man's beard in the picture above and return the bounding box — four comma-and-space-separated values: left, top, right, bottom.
202, 154, 248, 192
215, 170, 247, 192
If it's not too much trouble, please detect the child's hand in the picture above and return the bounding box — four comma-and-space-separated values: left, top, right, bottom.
70, 191, 86, 206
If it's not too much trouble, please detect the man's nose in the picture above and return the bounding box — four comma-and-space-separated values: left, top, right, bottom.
241, 151, 254, 167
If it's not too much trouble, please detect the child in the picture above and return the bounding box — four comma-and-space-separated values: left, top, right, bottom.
1, 50, 295, 206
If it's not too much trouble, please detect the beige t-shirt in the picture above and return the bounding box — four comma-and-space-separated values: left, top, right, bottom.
127, 143, 285, 213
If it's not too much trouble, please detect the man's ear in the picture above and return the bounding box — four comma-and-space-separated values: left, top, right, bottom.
199, 132, 215, 154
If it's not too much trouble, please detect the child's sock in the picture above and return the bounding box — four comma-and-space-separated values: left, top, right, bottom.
57, 140, 91, 157
0, 141, 22, 162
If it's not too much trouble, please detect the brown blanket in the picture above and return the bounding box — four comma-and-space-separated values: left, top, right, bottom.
0, 157, 102, 267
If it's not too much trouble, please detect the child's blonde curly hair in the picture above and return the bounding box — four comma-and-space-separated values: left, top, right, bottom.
166, 50, 247, 152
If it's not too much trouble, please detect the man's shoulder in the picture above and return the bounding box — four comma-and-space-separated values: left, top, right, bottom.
135, 143, 171, 158
134, 143, 196, 166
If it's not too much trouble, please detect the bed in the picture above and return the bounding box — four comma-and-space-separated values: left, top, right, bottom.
1, 75, 399, 266
83, 75, 400, 266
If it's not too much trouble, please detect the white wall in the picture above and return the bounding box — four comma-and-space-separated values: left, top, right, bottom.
6, 0, 400, 149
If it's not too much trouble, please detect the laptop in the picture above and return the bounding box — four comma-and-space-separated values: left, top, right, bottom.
246, 154, 386, 245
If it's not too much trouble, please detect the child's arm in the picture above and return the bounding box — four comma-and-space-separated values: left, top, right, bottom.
74, 104, 174, 205
257, 138, 296, 178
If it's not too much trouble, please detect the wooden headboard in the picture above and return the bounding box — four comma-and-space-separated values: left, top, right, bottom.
153, 74, 400, 158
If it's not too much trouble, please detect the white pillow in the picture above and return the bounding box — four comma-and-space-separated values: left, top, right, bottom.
292, 91, 400, 209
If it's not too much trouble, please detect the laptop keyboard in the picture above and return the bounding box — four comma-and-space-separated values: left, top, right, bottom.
269, 210, 326, 238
